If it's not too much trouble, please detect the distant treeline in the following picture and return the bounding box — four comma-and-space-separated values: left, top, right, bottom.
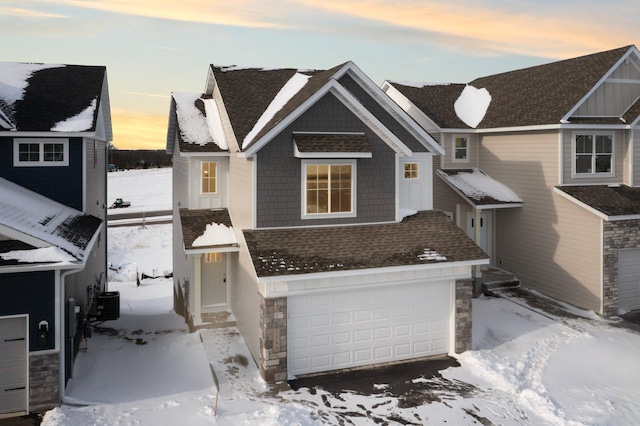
109, 149, 172, 170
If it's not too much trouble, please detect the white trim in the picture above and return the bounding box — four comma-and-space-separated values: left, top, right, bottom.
184, 245, 239, 255
13, 138, 69, 167
381, 81, 444, 135
452, 134, 470, 163
606, 78, 640, 84
200, 160, 218, 195
558, 131, 564, 186
562, 46, 638, 122
301, 159, 357, 220
571, 131, 615, 178
252, 155, 258, 230
629, 127, 635, 187
179, 151, 230, 157
334, 65, 443, 154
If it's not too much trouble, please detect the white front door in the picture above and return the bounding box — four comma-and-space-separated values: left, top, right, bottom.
619, 249, 640, 312
467, 211, 492, 257
287, 281, 452, 378
399, 153, 433, 212
0, 316, 28, 416
202, 253, 227, 309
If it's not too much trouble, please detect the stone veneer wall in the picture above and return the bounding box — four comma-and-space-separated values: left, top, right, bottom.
29, 352, 60, 412
259, 295, 287, 383
603, 219, 640, 318
455, 279, 473, 353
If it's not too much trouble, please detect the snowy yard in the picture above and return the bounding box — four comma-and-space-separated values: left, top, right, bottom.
42, 168, 640, 425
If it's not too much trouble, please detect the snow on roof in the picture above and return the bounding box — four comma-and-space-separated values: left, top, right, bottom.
242, 72, 311, 149
192, 223, 237, 247
1, 246, 77, 264
390, 81, 454, 89
51, 97, 97, 132
173, 92, 227, 149
0, 178, 101, 261
0, 62, 64, 106
454, 85, 491, 128
439, 169, 522, 205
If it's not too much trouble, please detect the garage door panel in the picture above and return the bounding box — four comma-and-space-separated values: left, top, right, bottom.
1, 316, 27, 416
288, 281, 452, 377
619, 249, 640, 311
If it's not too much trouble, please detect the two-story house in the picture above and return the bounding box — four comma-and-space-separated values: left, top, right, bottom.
0, 63, 112, 416
167, 62, 488, 382
383, 45, 640, 318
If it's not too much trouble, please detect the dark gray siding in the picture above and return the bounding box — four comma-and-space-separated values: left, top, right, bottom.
339, 74, 430, 153
0, 137, 84, 210
0, 271, 56, 351
256, 93, 396, 228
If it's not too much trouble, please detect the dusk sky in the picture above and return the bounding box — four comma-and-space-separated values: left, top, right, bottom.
4, 0, 638, 150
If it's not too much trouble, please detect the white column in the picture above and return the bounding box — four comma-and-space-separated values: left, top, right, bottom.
193, 254, 202, 325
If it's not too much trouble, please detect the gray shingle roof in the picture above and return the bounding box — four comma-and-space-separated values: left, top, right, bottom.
1, 63, 106, 132
243, 210, 488, 278
557, 185, 640, 217
294, 133, 371, 153
391, 46, 633, 129
179, 208, 234, 250
211, 64, 345, 150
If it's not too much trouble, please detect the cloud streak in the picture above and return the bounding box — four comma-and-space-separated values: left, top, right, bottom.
28, 0, 638, 59
1, 7, 67, 18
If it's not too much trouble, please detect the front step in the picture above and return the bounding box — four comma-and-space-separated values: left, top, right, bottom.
482, 279, 520, 295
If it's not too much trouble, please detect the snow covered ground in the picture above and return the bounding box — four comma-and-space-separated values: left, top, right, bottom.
41, 168, 640, 425
107, 168, 172, 214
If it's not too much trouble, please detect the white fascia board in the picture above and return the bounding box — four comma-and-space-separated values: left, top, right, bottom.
335, 64, 444, 155
561, 47, 636, 123
0, 262, 83, 274
381, 81, 444, 134
184, 245, 240, 255
257, 258, 489, 285
165, 98, 178, 154
330, 84, 412, 157
204, 66, 216, 96
476, 203, 523, 210
179, 151, 230, 157
100, 72, 113, 142
0, 224, 50, 248
553, 187, 609, 220
0, 131, 96, 138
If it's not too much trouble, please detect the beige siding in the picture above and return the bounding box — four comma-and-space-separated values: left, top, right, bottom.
562, 129, 625, 185
440, 133, 479, 169
481, 131, 604, 313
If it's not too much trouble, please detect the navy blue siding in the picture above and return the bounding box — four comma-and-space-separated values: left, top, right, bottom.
0, 271, 56, 351
0, 137, 84, 210
256, 93, 396, 228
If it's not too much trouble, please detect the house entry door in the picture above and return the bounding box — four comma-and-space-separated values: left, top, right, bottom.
399, 153, 433, 212
0, 316, 28, 416
202, 253, 227, 308
467, 211, 492, 257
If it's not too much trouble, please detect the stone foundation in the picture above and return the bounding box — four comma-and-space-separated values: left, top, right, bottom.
259, 295, 287, 383
455, 279, 473, 353
603, 219, 640, 317
29, 352, 60, 413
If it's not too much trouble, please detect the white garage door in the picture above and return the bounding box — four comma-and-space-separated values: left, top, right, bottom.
288, 281, 452, 378
619, 249, 640, 311
0, 316, 28, 416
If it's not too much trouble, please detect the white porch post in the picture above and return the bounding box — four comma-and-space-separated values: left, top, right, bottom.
193, 254, 202, 325
473, 208, 482, 278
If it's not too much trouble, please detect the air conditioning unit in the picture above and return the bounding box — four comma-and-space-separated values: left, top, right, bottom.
97, 291, 120, 321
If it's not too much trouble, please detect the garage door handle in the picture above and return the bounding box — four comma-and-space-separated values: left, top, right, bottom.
4, 386, 26, 392
4, 337, 25, 342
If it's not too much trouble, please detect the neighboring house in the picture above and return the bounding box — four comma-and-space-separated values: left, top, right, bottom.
383, 45, 640, 318
0, 63, 112, 416
166, 62, 488, 382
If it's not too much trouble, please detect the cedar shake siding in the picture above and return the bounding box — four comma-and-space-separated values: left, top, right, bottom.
255, 93, 396, 228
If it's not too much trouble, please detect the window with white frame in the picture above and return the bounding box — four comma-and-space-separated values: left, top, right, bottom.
201, 161, 217, 193
404, 162, 418, 179
14, 139, 69, 166
304, 161, 354, 217
574, 133, 613, 175
453, 135, 468, 162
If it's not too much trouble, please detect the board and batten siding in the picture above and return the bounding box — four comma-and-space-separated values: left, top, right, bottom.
481, 130, 603, 313
574, 61, 640, 117
561, 129, 625, 186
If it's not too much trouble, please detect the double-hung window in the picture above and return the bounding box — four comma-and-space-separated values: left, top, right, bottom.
453, 135, 468, 162
574, 133, 613, 175
14, 139, 69, 166
304, 161, 355, 218
202, 161, 217, 193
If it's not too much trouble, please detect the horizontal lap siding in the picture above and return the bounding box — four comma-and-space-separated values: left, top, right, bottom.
482, 131, 603, 313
